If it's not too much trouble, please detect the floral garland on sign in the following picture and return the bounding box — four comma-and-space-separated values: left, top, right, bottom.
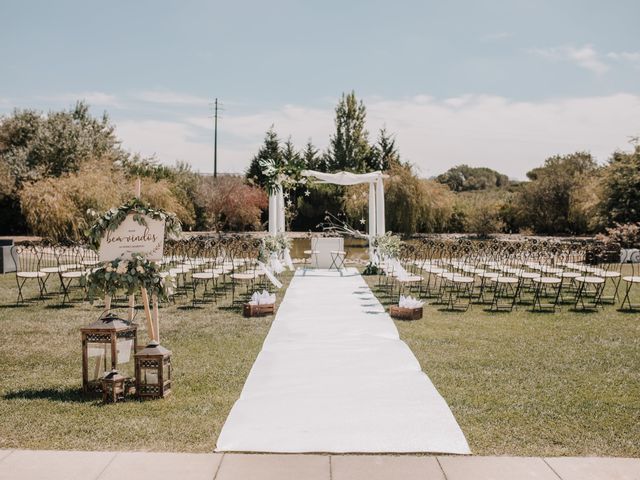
85, 198, 182, 250
84, 254, 175, 302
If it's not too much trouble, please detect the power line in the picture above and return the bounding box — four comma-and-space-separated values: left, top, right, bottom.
210, 98, 224, 177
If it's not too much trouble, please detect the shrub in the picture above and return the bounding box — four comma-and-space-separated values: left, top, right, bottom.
600, 145, 640, 225
195, 176, 268, 231
597, 222, 640, 249
382, 164, 455, 235
19, 158, 129, 240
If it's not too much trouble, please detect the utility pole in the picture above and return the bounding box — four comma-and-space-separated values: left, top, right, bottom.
213, 98, 219, 178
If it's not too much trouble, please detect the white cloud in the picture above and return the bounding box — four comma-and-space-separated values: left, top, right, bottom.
530, 44, 609, 75
44, 91, 122, 107
134, 89, 211, 106
362, 94, 639, 179
607, 51, 640, 69
115, 120, 214, 171
113, 93, 640, 181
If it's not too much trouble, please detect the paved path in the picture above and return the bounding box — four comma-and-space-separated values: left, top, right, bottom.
1, 450, 639, 479
217, 268, 469, 454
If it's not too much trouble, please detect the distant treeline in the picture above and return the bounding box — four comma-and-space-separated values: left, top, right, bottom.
1, 94, 639, 241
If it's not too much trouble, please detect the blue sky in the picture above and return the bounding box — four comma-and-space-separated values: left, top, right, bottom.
1, 0, 639, 178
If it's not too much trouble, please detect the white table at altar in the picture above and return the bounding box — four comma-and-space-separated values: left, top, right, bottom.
310, 237, 344, 269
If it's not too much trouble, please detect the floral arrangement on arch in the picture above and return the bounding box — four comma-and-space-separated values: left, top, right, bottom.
84, 254, 175, 302
85, 197, 182, 251
259, 157, 307, 195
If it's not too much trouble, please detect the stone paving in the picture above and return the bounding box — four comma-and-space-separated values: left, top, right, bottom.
0, 450, 639, 480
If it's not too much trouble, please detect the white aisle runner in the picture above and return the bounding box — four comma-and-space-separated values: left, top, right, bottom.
216, 268, 470, 454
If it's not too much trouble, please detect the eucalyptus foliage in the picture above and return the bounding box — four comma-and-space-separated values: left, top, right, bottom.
84, 254, 174, 301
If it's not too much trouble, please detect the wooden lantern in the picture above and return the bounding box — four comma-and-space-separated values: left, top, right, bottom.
135, 341, 172, 399
81, 313, 137, 394
101, 370, 126, 403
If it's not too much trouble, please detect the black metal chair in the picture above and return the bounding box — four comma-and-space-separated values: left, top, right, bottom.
620, 251, 640, 311
11, 243, 46, 304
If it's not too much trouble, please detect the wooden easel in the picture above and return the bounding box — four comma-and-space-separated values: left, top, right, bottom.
104, 178, 160, 343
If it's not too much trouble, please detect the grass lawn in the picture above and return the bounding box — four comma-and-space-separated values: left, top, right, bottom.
0, 272, 291, 452
365, 272, 640, 457
0, 267, 639, 456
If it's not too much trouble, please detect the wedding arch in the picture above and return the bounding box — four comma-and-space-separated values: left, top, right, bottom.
267, 169, 387, 239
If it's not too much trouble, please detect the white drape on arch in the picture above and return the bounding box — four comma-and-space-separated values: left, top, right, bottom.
267, 170, 387, 262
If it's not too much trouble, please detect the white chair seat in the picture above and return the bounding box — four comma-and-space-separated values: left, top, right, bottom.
61, 271, 83, 278
575, 276, 605, 284
203, 267, 225, 274
559, 271, 580, 278
533, 276, 561, 285
232, 272, 257, 281
18, 271, 46, 278
478, 272, 499, 279
451, 275, 474, 284
468, 268, 486, 275
597, 271, 620, 278
397, 275, 422, 283
492, 276, 519, 284
541, 267, 563, 275
622, 276, 640, 283
40, 266, 66, 273
423, 266, 447, 274
519, 272, 541, 279
192, 272, 217, 280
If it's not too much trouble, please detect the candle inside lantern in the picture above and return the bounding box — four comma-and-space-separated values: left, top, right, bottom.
144, 370, 158, 384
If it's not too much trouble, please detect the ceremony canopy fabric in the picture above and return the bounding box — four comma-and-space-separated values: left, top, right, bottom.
268, 170, 387, 240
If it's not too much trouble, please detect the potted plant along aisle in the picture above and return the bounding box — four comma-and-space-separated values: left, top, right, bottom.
258, 233, 292, 273
83, 196, 181, 399
373, 232, 402, 261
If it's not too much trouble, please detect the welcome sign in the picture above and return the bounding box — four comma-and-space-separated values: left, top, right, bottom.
98, 214, 165, 261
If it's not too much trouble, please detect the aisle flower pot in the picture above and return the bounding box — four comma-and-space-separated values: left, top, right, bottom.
389, 305, 423, 320
243, 303, 276, 317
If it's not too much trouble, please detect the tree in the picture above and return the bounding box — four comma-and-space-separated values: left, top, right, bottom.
0, 102, 127, 234
301, 140, 324, 171
195, 176, 268, 231
0, 102, 123, 186
436, 165, 510, 192
281, 137, 299, 165
326, 91, 372, 173
600, 145, 640, 225
245, 126, 282, 188
515, 152, 598, 234
371, 163, 455, 235
369, 127, 401, 171
462, 198, 505, 237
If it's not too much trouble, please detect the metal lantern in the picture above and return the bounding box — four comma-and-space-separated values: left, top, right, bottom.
81, 312, 137, 394
101, 369, 126, 403
135, 341, 172, 399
